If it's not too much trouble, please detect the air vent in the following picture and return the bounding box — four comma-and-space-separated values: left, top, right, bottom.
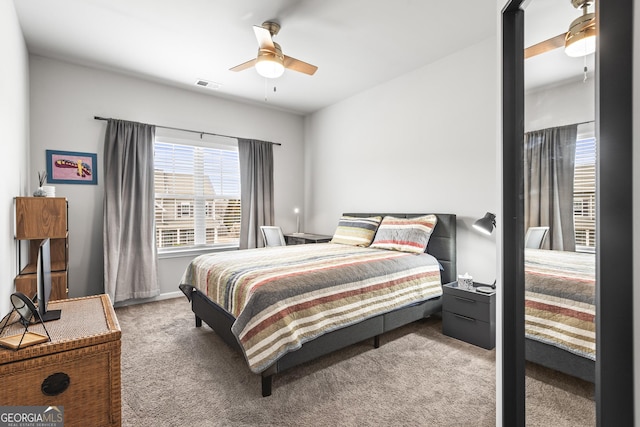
194, 79, 221, 90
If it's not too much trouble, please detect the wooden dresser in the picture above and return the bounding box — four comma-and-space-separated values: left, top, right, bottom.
0, 295, 121, 426
14, 197, 69, 300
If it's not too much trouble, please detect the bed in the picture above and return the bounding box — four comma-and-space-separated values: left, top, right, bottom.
179, 213, 456, 396
525, 248, 596, 382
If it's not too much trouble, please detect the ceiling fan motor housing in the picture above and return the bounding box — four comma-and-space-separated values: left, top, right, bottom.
262, 21, 281, 37
571, 0, 592, 8
257, 42, 284, 63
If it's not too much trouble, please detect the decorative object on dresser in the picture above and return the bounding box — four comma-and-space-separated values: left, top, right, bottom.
14, 197, 69, 301
0, 293, 52, 350
442, 281, 496, 350
180, 212, 457, 396
0, 295, 121, 426
32, 171, 49, 197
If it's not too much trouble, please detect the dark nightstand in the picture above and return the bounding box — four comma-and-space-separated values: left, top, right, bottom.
442, 282, 496, 350
284, 233, 333, 245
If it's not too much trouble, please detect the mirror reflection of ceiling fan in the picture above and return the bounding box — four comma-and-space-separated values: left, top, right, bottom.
230, 21, 318, 79
525, 0, 596, 59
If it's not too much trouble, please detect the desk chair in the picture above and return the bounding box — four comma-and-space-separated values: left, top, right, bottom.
260, 226, 286, 247
525, 226, 549, 249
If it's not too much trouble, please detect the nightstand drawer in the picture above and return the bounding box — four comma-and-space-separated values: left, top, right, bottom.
442, 311, 495, 349
443, 293, 492, 323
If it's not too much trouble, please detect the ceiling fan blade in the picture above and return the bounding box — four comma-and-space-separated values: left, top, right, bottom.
230, 58, 257, 72
525, 33, 567, 59
283, 55, 318, 75
253, 25, 275, 50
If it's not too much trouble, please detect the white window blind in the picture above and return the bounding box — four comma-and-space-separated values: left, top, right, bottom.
154, 140, 241, 251
573, 136, 596, 252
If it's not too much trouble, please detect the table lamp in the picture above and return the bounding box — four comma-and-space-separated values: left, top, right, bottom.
473, 212, 497, 291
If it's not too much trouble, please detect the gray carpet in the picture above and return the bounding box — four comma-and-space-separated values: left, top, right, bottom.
525, 362, 595, 426
116, 297, 593, 426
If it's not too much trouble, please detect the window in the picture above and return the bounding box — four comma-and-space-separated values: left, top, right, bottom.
154, 138, 241, 252
177, 202, 193, 218
573, 136, 596, 252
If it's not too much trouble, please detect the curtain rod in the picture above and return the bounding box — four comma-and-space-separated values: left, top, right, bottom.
93, 116, 281, 146
526, 120, 595, 134
573, 120, 595, 127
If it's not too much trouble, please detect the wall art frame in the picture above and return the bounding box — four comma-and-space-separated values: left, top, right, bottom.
46, 149, 97, 185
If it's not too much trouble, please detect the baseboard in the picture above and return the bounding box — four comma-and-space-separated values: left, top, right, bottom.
113, 291, 183, 308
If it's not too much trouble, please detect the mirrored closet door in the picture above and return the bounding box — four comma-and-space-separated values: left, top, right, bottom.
523, 0, 596, 424
502, 0, 634, 425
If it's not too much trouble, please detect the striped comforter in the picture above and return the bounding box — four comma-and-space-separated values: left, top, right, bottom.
181, 243, 442, 373
525, 248, 595, 360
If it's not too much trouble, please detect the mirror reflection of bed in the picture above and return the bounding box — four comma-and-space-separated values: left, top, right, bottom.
524, 248, 595, 382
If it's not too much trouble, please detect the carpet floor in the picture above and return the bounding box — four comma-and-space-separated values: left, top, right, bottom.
116, 297, 594, 426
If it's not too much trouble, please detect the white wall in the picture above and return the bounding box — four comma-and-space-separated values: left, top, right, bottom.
304, 37, 499, 285
0, 1, 30, 316
525, 79, 595, 132
29, 56, 305, 299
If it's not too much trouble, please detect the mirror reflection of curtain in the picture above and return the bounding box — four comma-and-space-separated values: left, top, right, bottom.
524, 124, 578, 251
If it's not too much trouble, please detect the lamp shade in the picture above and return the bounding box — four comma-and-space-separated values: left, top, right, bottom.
473, 212, 496, 235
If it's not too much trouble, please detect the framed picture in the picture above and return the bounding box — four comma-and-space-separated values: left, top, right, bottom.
46, 150, 98, 185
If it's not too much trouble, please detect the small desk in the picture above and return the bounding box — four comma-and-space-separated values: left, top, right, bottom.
284, 233, 333, 245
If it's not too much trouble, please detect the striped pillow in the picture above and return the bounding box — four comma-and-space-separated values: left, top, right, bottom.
370, 214, 438, 254
331, 216, 382, 247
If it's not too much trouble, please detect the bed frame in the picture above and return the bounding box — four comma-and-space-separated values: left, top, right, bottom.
526, 338, 595, 382
180, 213, 456, 396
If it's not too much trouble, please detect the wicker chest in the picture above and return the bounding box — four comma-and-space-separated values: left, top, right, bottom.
0, 294, 121, 427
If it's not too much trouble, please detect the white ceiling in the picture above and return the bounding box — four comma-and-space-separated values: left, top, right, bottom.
524, 0, 596, 92
14, 0, 592, 115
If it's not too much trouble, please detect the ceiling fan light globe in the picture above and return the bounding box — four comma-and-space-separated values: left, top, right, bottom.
256, 59, 284, 78
565, 12, 596, 57
565, 34, 596, 57
255, 46, 285, 79
565, 32, 596, 57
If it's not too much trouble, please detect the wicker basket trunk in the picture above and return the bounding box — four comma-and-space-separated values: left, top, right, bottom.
0, 295, 121, 427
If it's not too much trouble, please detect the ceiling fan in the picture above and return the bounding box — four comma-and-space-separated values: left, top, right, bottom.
230, 21, 318, 79
524, 0, 596, 59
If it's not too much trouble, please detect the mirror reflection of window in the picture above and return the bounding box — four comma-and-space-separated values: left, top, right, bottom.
573, 125, 596, 253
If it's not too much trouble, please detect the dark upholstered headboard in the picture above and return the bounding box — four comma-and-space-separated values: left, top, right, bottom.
342, 213, 457, 284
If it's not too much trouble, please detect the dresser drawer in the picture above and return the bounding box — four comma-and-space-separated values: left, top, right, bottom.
0, 340, 121, 426
443, 293, 492, 322
442, 311, 495, 349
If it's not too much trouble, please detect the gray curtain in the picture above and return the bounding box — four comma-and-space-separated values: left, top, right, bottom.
238, 139, 274, 249
103, 119, 159, 302
524, 124, 578, 251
